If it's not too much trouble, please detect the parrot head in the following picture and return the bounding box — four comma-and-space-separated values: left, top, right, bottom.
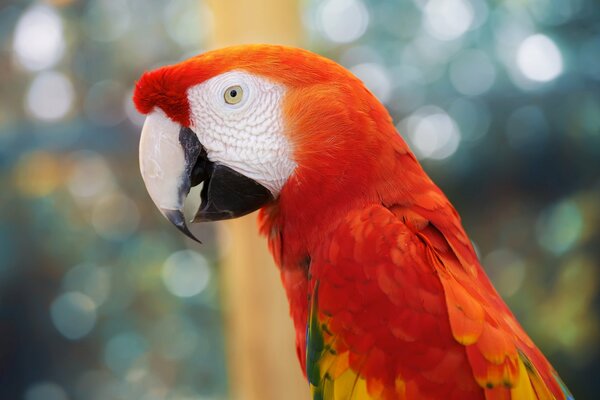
134, 45, 403, 241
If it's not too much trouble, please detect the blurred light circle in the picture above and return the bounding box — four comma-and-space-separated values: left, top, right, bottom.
318, 0, 369, 43
67, 151, 116, 204
63, 263, 111, 307
517, 34, 563, 82
25, 382, 68, 400
104, 332, 147, 375
449, 49, 496, 96
491, 7, 536, 89
423, 0, 474, 41
483, 249, 526, 298
350, 63, 392, 103
13, 4, 65, 71
91, 193, 140, 240
162, 250, 211, 298
14, 151, 61, 197
164, 0, 213, 48
505, 105, 548, 150
25, 71, 74, 122
448, 98, 491, 142
85, 0, 131, 42
536, 200, 583, 255
402, 106, 461, 160
50, 292, 97, 340
84, 80, 126, 126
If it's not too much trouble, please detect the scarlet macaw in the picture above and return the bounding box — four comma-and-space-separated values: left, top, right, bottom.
134, 45, 573, 400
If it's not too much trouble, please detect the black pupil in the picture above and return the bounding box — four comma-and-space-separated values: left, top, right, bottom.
230, 89, 237, 98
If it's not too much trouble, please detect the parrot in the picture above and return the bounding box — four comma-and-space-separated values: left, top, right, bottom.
133, 44, 573, 400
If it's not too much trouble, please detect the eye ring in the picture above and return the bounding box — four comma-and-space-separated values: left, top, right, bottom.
224, 85, 244, 105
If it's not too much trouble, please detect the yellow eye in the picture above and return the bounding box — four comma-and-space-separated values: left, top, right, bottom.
224, 85, 243, 105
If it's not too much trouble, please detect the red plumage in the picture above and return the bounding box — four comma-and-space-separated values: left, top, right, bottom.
133, 45, 571, 399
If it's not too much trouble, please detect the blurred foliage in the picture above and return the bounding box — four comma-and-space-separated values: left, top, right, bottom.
0, 0, 598, 399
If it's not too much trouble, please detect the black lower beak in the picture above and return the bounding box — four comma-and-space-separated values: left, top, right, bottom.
193, 163, 274, 222
164, 127, 274, 242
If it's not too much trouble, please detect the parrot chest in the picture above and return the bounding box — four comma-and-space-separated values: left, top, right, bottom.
270, 204, 486, 399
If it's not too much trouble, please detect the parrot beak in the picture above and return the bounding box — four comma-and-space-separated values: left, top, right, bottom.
139, 109, 274, 242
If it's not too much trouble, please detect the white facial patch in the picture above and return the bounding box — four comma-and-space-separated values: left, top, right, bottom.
186, 71, 296, 196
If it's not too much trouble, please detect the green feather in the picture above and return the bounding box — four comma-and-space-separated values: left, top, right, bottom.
307, 282, 325, 397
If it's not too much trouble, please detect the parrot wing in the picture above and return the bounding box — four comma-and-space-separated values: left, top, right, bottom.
306, 203, 572, 400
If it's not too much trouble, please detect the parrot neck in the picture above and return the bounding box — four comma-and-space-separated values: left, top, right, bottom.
270, 81, 438, 250
270, 134, 432, 251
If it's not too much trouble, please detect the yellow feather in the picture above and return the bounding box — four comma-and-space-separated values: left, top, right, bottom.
528, 371, 556, 400
332, 369, 357, 399
318, 350, 337, 378
314, 368, 372, 400
510, 357, 537, 400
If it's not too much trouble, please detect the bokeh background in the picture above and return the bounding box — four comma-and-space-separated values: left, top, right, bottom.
1, 0, 599, 399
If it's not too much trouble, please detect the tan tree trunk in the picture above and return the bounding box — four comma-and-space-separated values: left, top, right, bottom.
204, 1, 310, 399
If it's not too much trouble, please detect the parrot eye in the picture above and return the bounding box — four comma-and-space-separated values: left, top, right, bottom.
224, 85, 243, 105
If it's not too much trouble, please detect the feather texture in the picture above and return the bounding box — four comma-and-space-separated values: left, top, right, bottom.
293, 204, 569, 400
